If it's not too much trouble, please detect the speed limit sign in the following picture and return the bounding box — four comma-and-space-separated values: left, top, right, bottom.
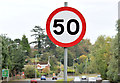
46, 7, 86, 47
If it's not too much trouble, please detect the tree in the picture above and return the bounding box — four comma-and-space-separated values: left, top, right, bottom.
24, 65, 35, 78
1, 35, 12, 69
49, 55, 58, 71
77, 63, 84, 74
42, 67, 50, 74
68, 39, 91, 58
9, 45, 25, 76
107, 35, 118, 82
68, 51, 74, 66
14, 38, 21, 44
44, 35, 56, 52
78, 55, 87, 63
77, 55, 88, 74
117, 20, 120, 81
31, 26, 45, 55
87, 54, 97, 73
87, 35, 112, 79
107, 20, 120, 82
1, 35, 26, 77
54, 47, 64, 62
21, 35, 31, 57
0, 36, 2, 79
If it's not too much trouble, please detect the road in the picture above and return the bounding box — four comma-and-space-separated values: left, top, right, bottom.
1, 77, 110, 83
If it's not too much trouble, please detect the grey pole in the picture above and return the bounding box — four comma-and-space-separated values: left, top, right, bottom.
64, 2, 68, 81
64, 2, 68, 7
64, 47, 67, 81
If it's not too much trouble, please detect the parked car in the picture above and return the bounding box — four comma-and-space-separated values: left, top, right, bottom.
81, 76, 88, 83
52, 76, 57, 80
74, 77, 81, 81
96, 75, 102, 83
41, 76, 46, 80
88, 77, 96, 83
81, 76, 87, 80
31, 79, 37, 83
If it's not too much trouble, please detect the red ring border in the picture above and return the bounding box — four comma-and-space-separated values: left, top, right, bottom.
46, 7, 86, 47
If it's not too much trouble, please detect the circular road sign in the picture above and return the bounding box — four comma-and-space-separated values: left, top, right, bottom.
46, 7, 86, 47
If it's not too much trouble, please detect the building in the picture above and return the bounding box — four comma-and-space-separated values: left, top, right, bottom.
24, 60, 51, 73
37, 61, 51, 72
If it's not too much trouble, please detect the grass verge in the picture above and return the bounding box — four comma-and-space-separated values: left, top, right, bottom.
56, 78, 73, 83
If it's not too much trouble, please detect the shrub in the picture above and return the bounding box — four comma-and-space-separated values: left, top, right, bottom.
24, 65, 35, 78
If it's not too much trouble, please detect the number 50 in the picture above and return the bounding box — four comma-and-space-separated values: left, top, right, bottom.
53, 19, 79, 35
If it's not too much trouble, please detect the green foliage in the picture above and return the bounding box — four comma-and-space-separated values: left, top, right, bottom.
24, 65, 35, 78
68, 51, 74, 66
42, 67, 50, 74
1, 21, 119, 83
107, 35, 118, 82
0, 36, 2, 79
117, 20, 120, 82
39, 73, 48, 77
21, 35, 31, 57
49, 56, 58, 71
1, 35, 26, 77
69, 39, 91, 58
87, 35, 112, 79
67, 69, 75, 73
77, 63, 84, 74
14, 39, 21, 44
54, 47, 64, 62
44, 35, 56, 52
61, 68, 75, 73
106, 20, 120, 82
31, 26, 45, 54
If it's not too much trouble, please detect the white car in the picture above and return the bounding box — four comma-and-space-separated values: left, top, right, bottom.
81, 75, 88, 83
74, 77, 81, 81
81, 76, 87, 80
88, 77, 96, 83
96, 75, 102, 83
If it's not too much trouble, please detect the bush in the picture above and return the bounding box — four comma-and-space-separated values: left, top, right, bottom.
39, 73, 48, 76
67, 69, 75, 73
42, 67, 50, 74
62, 69, 75, 73
24, 65, 35, 78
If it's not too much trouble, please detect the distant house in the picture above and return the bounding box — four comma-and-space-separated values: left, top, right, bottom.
24, 59, 51, 72
32, 61, 51, 72
37, 61, 50, 71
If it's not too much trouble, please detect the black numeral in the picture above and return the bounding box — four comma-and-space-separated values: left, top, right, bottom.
53, 19, 64, 35
67, 19, 79, 35
53, 19, 79, 35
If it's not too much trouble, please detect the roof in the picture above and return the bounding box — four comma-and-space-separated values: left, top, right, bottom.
33, 61, 51, 66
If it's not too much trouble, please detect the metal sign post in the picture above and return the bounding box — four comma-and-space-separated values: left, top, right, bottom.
64, 2, 68, 81
46, 1, 86, 82
64, 47, 67, 81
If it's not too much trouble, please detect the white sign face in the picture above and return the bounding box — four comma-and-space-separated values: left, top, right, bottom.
46, 7, 86, 47
50, 11, 82, 43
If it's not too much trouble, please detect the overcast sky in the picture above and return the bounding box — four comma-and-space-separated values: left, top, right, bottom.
0, 0, 119, 45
